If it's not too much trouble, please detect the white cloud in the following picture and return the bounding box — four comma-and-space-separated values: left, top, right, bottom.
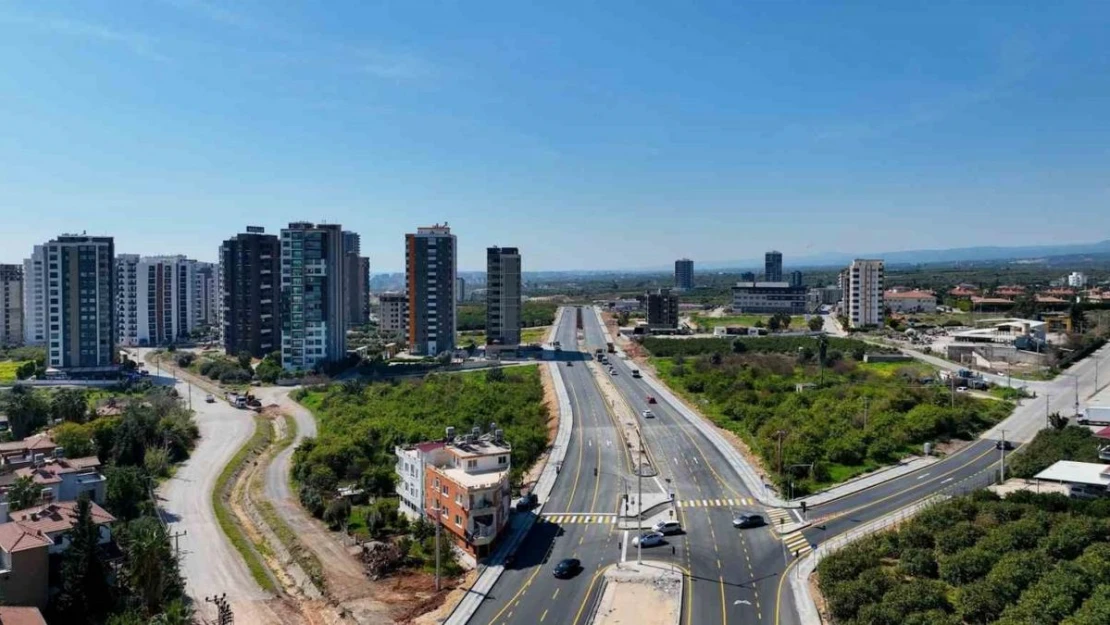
0, 13, 168, 62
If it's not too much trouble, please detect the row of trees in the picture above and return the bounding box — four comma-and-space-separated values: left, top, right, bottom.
1, 385, 94, 439
291, 367, 550, 519
654, 350, 1011, 494
456, 301, 558, 331
818, 491, 1110, 624
641, 335, 879, 359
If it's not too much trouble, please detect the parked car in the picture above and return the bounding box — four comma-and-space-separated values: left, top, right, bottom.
516, 492, 538, 511
732, 514, 765, 529
642, 410, 655, 419
632, 532, 665, 547
205, 394, 215, 403
653, 520, 683, 535
553, 558, 581, 579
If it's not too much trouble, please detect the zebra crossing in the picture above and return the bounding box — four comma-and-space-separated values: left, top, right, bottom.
541, 513, 619, 525
782, 529, 812, 557
766, 507, 793, 524
675, 497, 755, 509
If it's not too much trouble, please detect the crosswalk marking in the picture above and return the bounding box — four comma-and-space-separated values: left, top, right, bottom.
782, 530, 812, 556
675, 497, 754, 508
541, 513, 619, 525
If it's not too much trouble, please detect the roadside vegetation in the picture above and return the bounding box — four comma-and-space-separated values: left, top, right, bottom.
643, 336, 1011, 494
1007, 423, 1103, 480
456, 301, 557, 331
817, 491, 1110, 625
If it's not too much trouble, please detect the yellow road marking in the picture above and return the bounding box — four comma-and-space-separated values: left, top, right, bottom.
571, 565, 612, 625
719, 576, 728, 625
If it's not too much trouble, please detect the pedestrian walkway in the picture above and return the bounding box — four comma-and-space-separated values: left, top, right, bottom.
766, 507, 794, 524
542, 513, 619, 525
675, 497, 755, 508
782, 529, 813, 557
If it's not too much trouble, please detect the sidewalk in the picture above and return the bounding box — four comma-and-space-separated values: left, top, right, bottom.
792, 455, 940, 507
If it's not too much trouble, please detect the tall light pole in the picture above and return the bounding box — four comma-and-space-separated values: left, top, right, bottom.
636, 427, 644, 565
999, 429, 1007, 484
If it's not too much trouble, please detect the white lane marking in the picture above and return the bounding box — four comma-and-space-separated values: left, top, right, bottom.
621, 530, 629, 562
735, 600, 752, 606
941, 477, 954, 484
588, 439, 593, 447
693, 457, 700, 465
674, 457, 679, 465
916, 473, 931, 480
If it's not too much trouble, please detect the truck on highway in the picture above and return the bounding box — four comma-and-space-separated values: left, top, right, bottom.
595, 349, 605, 362
1078, 406, 1110, 426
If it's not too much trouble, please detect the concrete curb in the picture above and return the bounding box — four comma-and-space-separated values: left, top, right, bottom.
445, 351, 574, 624
790, 495, 945, 625
792, 456, 940, 507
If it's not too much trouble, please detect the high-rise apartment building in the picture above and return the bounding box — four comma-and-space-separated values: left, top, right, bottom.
378, 292, 408, 335
0, 265, 23, 347
789, 270, 804, 288
42, 235, 116, 372
647, 288, 680, 329
195, 262, 220, 328
764, 251, 783, 282
456, 277, 466, 304
486, 247, 521, 350
846, 259, 884, 328
22, 246, 47, 345
221, 227, 281, 359
674, 258, 694, 290
116, 256, 200, 347
280, 222, 347, 370
405, 225, 457, 356
341, 232, 369, 328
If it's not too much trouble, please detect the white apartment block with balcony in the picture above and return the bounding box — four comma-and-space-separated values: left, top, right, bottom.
847, 259, 884, 328
394, 441, 448, 520
117, 256, 201, 346
21, 246, 47, 346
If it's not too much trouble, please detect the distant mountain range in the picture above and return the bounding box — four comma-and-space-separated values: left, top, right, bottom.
700, 239, 1110, 271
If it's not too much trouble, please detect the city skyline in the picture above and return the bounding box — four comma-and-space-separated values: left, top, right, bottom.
3, 2, 1110, 270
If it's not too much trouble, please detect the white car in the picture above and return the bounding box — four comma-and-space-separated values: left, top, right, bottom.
642, 409, 655, 419
652, 520, 682, 535
632, 532, 665, 547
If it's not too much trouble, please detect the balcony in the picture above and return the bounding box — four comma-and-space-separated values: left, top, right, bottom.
468, 497, 496, 513
466, 523, 497, 546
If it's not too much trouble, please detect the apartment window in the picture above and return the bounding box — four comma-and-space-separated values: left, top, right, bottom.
433, 478, 439, 489
498, 456, 507, 465
442, 484, 449, 496
454, 514, 461, 527
455, 493, 462, 505
467, 459, 477, 469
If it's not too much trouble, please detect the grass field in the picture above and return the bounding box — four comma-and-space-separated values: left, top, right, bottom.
0, 361, 28, 381
521, 326, 551, 344
858, 361, 934, 379
687, 313, 772, 328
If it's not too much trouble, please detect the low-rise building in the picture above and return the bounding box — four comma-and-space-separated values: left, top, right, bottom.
424, 430, 512, 557
731, 281, 807, 315
8, 500, 115, 555
394, 441, 447, 520
995, 285, 1026, 297
0, 436, 57, 471
1034, 461, 1110, 498
884, 289, 937, 314
1067, 272, 1088, 288
14, 454, 105, 505
0, 522, 51, 608
950, 318, 1046, 344
948, 286, 979, 298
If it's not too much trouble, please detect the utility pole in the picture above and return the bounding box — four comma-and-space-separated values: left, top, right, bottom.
863, 396, 870, 430
636, 427, 644, 565
1075, 375, 1080, 417
169, 529, 187, 555
206, 594, 233, 625
999, 429, 1007, 484
776, 430, 787, 476
1046, 394, 1050, 428
434, 508, 441, 591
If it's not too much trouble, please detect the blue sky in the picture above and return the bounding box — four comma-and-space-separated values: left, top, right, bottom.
2, 1, 1109, 271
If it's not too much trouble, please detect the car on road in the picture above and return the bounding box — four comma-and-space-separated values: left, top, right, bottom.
642, 409, 655, 419
732, 514, 765, 529
653, 520, 682, 535
205, 394, 215, 403
553, 558, 581, 579
516, 492, 538, 511
566, 361, 574, 367
632, 532, 665, 547
957, 386, 968, 392
995, 440, 1014, 451
646, 395, 657, 404
609, 368, 617, 375
631, 369, 641, 378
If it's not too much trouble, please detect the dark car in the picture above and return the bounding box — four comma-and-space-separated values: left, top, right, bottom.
553, 558, 581, 579
516, 492, 538, 511
995, 440, 1014, 451
732, 514, 765, 529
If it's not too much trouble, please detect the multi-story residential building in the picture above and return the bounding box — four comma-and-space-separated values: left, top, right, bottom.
486, 247, 521, 351
280, 222, 347, 370
0, 265, 23, 347
394, 441, 447, 520
0, 521, 51, 607
405, 225, 457, 356
674, 258, 694, 290
764, 251, 783, 282
42, 235, 116, 373
116, 256, 200, 346
221, 227, 281, 358
846, 259, 884, 328
195, 262, 220, 328
789, 270, 804, 288
378, 292, 408, 335
740, 271, 756, 282
884, 289, 937, 314
456, 277, 466, 304
341, 232, 370, 328
424, 429, 511, 557
731, 281, 808, 314
647, 288, 680, 328
8, 500, 115, 555
21, 246, 47, 346
1068, 272, 1088, 288
807, 286, 843, 312
13, 452, 106, 505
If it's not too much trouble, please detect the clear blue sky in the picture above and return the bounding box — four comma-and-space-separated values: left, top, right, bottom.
2, 1, 1109, 271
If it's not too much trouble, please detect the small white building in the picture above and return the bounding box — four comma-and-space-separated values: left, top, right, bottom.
1034, 461, 1110, 499
950, 318, 1046, 344
394, 441, 448, 520
883, 289, 937, 314
1068, 272, 1088, 288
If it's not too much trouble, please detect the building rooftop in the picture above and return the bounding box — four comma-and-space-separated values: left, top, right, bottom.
0, 606, 48, 625
884, 290, 935, 299
437, 465, 509, 490
447, 437, 511, 459
970, 296, 1015, 305
1034, 460, 1110, 487
0, 521, 52, 553
414, 441, 446, 453
0, 434, 57, 455
1035, 295, 1069, 304
732, 281, 796, 289
9, 500, 115, 535
15, 456, 102, 486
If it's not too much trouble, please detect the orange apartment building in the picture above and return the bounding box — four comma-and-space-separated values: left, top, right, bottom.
423, 430, 512, 557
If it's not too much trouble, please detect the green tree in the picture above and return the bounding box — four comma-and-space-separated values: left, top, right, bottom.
106, 466, 148, 521
939, 547, 996, 585
118, 517, 187, 616
54, 496, 115, 623
956, 580, 1007, 624
144, 447, 172, 478
766, 315, 782, 332
7, 475, 40, 511
323, 498, 352, 530
731, 338, 747, 354
3, 385, 49, 439
1069, 301, 1087, 333
237, 350, 253, 371
53, 421, 95, 457
1049, 411, 1070, 430
807, 316, 824, 332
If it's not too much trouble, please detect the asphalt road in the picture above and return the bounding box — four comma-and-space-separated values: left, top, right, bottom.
137, 350, 272, 623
